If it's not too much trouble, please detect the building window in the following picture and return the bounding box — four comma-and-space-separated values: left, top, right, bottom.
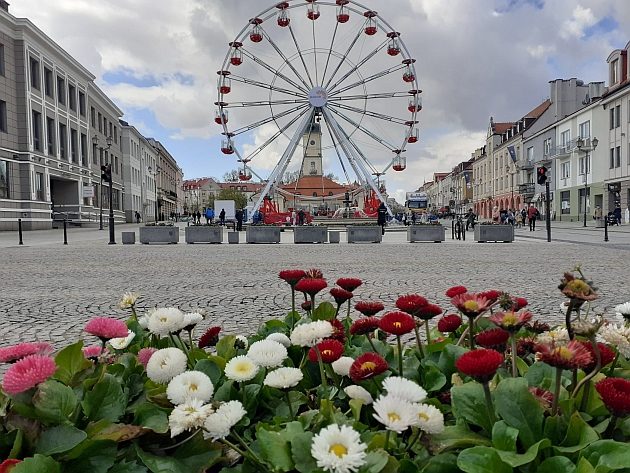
70, 129, 78, 163
68, 84, 76, 111
92, 142, 97, 165
611, 59, 619, 85
561, 190, 570, 215
44, 68, 53, 98
0, 160, 8, 198
0, 100, 6, 133
578, 120, 590, 139
32, 110, 42, 151
109, 122, 113, 138
114, 125, 118, 144
59, 123, 67, 159
98, 112, 102, 132
560, 161, 570, 179
90, 107, 95, 127
57, 76, 65, 105
99, 148, 103, 166
615, 146, 621, 168
35, 172, 44, 200
79, 92, 86, 116
616, 105, 621, 128
579, 156, 589, 175
29, 57, 40, 90
543, 138, 551, 157
80, 133, 87, 166
560, 130, 570, 150
526, 146, 533, 163
114, 156, 118, 174
0, 44, 4, 77
46, 117, 55, 155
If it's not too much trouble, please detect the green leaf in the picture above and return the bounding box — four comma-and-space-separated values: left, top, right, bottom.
64, 440, 117, 473
136, 445, 190, 473
457, 446, 513, 473
173, 433, 223, 472
362, 449, 391, 473
12, 454, 61, 473
82, 374, 127, 422
576, 458, 596, 473
8, 428, 23, 459
194, 358, 224, 386
35, 425, 87, 455
492, 421, 518, 452
431, 424, 492, 453
32, 380, 78, 425
580, 440, 630, 472
494, 377, 544, 449
496, 439, 550, 468
438, 345, 468, 380
554, 412, 599, 454
311, 301, 337, 321
421, 453, 460, 473
54, 341, 91, 385
290, 431, 317, 473
537, 457, 577, 473
133, 402, 169, 434
216, 335, 237, 360
451, 383, 494, 433
108, 460, 148, 473
422, 362, 447, 392
257, 427, 294, 472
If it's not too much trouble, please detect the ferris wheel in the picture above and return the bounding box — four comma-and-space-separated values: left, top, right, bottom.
214, 0, 422, 218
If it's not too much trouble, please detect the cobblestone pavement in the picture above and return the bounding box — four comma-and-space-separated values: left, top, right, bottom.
1, 224, 629, 350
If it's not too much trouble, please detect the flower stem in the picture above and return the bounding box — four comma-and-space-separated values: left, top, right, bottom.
315, 347, 328, 390
579, 381, 591, 412
291, 288, 296, 321
284, 390, 295, 418
367, 335, 379, 354
232, 432, 269, 472
572, 337, 601, 399
413, 324, 425, 358
346, 300, 351, 321
130, 305, 138, 322
551, 367, 563, 416
221, 438, 247, 458
407, 429, 423, 450
565, 302, 575, 340
603, 415, 618, 438
468, 316, 476, 349
607, 351, 620, 376
425, 320, 432, 344
482, 382, 497, 425
396, 335, 404, 376
510, 335, 518, 377
384, 430, 391, 451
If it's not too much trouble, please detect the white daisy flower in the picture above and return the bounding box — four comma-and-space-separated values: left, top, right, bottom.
146, 347, 188, 384
166, 370, 214, 405
290, 321, 333, 347
614, 302, 630, 320
598, 323, 630, 358
332, 357, 354, 377
224, 356, 260, 382
119, 292, 139, 309
182, 312, 204, 329
343, 385, 373, 405
169, 399, 214, 438
203, 400, 247, 440
412, 403, 445, 434
266, 333, 291, 348
536, 327, 569, 345
109, 330, 136, 350
148, 307, 185, 336
311, 424, 367, 473
247, 340, 288, 368
138, 314, 150, 329
372, 395, 416, 433
264, 367, 303, 389
382, 376, 427, 403
235, 335, 249, 349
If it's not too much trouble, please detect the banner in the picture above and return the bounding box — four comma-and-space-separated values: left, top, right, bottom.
507, 145, 517, 163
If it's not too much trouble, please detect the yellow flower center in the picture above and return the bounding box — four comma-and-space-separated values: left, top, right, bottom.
394, 322, 402, 329
557, 346, 573, 361
323, 349, 334, 357
236, 362, 250, 373
418, 412, 429, 421
189, 383, 198, 392
566, 280, 589, 293
329, 443, 348, 458
361, 361, 376, 371
502, 313, 517, 326
388, 412, 401, 422
463, 300, 479, 312
160, 317, 168, 323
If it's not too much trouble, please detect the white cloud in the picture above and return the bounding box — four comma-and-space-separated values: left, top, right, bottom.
560, 5, 597, 39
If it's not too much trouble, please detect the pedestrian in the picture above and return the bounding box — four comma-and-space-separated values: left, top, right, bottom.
614, 206, 622, 225
291, 209, 296, 226
235, 208, 244, 231
377, 201, 387, 235
527, 203, 538, 231
196, 210, 201, 225
465, 208, 476, 230
205, 207, 214, 224
219, 208, 226, 226
411, 212, 417, 225
492, 205, 499, 223
521, 208, 527, 225
135, 211, 141, 224
594, 205, 602, 223
515, 211, 523, 228
298, 209, 305, 225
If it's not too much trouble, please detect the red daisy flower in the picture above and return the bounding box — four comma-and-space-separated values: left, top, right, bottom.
451, 293, 491, 318
478, 290, 502, 303
595, 378, 630, 416
524, 321, 551, 334
301, 301, 312, 311
336, 277, 363, 292
395, 294, 428, 316
278, 269, 306, 286
354, 301, 385, 317
0, 342, 53, 364
489, 310, 533, 333
1, 355, 57, 395
517, 338, 537, 357
295, 277, 328, 296
579, 342, 616, 372
330, 287, 353, 306
329, 319, 346, 342
415, 303, 443, 320
437, 314, 463, 333
379, 311, 416, 335
84, 317, 128, 341
349, 352, 388, 382
455, 348, 504, 383
0, 459, 22, 473
529, 387, 554, 409
349, 317, 380, 335
475, 328, 510, 350
305, 268, 324, 279
138, 347, 157, 368
535, 340, 593, 370
199, 326, 221, 349
445, 286, 468, 298
511, 297, 529, 311
308, 339, 344, 363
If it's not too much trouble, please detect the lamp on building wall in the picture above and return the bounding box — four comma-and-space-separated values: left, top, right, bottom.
92, 134, 113, 230
576, 136, 598, 227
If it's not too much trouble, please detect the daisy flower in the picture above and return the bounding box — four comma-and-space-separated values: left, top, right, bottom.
0, 342, 53, 364
382, 376, 427, 403
85, 317, 128, 341
169, 399, 214, 438
138, 347, 157, 368
109, 330, 136, 350
147, 308, 185, 336
291, 321, 333, 347
308, 339, 344, 364
336, 278, 363, 292
343, 385, 373, 405
166, 371, 214, 405
247, 340, 287, 368
311, 424, 367, 473
203, 400, 247, 441
182, 312, 204, 330
349, 353, 388, 382
331, 357, 354, 377
537, 327, 570, 345
264, 367, 303, 389
118, 292, 139, 309
372, 395, 416, 432
266, 333, 291, 348
146, 348, 188, 384
224, 355, 259, 382
412, 403, 445, 434
2, 355, 57, 395
598, 323, 630, 358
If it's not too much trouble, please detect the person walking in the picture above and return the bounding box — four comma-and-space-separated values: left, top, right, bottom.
411, 212, 417, 225
135, 211, 141, 224
205, 207, 214, 224
527, 204, 538, 231
377, 201, 387, 235
594, 205, 602, 224
235, 208, 244, 231
219, 208, 226, 226
465, 208, 476, 231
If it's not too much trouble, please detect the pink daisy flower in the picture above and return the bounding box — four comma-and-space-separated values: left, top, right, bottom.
138, 347, 158, 368
82, 345, 105, 359
0, 342, 53, 364
85, 317, 128, 341
2, 355, 57, 395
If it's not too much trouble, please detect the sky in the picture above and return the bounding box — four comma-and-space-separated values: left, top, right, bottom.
12, 0, 630, 204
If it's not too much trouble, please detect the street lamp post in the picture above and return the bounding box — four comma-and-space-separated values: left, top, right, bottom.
576, 136, 598, 227
92, 135, 112, 230
147, 165, 160, 222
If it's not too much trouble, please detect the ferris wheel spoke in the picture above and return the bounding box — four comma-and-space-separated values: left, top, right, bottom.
221, 98, 309, 108
320, 20, 339, 88
325, 118, 352, 184
241, 49, 309, 94
328, 91, 412, 102
243, 107, 310, 161
329, 64, 406, 97
327, 106, 397, 151
229, 74, 305, 98
228, 103, 309, 136
320, 110, 365, 185
326, 41, 387, 93
322, 22, 367, 90
261, 29, 313, 91
327, 101, 410, 125
287, 25, 315, 88
311, 12, 319, 86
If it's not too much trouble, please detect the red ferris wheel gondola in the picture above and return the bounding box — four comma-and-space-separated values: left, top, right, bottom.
364, 11, 378, 35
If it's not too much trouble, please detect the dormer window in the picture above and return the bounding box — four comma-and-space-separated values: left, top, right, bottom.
611, 58, 619, 85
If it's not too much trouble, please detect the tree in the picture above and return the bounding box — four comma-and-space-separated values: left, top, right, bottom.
213, 188, 247, 210
223, 169, 239, 182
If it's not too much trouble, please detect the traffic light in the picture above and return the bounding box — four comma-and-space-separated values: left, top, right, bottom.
537, 166, 547, 185
101, 164, 112, 183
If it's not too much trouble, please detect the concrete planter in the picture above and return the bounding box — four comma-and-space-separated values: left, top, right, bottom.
329, 231, 340, 244
139, 226, 179, 244
294, 226, 328, 244
246, 226, 281, 244
347, 225, 382, 243
228, 232, 239, 244
474, 225, 514, 243
185, 226, 222, 244
407, 225, 445, 243
121, 232, 136, 245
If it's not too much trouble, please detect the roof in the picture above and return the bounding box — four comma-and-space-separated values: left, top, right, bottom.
219, 182, 264, 192
524, 99, 551, 119
280, 176, 353, 194
493, 122, 514, 134
183, 177, 217, 189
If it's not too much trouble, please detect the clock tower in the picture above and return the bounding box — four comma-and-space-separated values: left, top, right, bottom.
300, 117, 323, 176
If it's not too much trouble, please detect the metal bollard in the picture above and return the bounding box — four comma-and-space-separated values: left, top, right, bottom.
451, 220, 455, 240
462, 221, 466, 241
18, 218, 23, 245
604, 215, 609, 242
63, 218, 68, 245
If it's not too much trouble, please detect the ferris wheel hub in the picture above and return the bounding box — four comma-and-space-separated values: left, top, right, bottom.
308, 86, 328, 107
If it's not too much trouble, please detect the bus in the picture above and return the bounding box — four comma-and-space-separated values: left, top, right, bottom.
405, 192, 428, 214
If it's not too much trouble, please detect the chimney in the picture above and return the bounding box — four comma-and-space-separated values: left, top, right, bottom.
0, 1, 8, 12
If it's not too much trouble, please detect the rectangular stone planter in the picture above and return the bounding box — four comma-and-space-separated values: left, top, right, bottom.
347, 225, 382, 243
185, 226, 222, 244
407, 225, 445, 243
121, 232, 136, 244
329, 231, 340, 244
294, 226, 328, 243
474, 225, 514, 243
139, 226, 179, 244
246, 226, 281, 244
228, 231, 239, 244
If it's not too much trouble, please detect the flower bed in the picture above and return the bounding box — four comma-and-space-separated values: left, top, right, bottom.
1, 269, 629, 472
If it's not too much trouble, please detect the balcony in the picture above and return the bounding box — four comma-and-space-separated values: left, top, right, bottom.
520, 160, 534, 170
518, 183, 535, 197
548, 137, 596, 159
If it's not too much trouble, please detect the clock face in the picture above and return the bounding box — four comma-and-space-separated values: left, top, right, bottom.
310, 140, 316, 145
